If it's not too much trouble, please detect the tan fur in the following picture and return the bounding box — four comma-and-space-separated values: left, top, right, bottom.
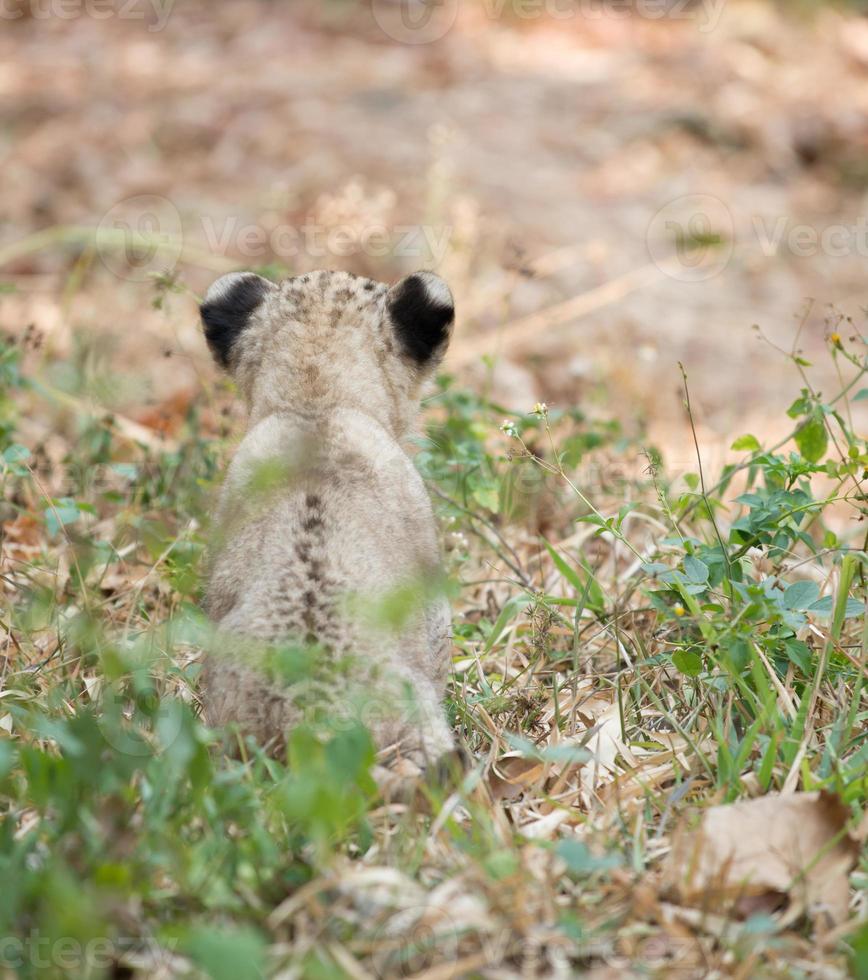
200, 269, 455, 771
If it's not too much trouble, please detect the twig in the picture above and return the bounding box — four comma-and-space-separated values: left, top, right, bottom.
450, 255, 712, 368
678, 363, 733, 583
0, 225, 236, 273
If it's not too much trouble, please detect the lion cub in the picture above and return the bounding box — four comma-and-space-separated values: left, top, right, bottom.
199, 268, 456, 776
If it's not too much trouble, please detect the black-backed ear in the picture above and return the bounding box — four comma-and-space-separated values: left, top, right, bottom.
387, 271, 455, 369
200, 272, 274, 371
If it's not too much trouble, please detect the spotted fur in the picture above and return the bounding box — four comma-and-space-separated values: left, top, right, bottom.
200, 269, 456, 772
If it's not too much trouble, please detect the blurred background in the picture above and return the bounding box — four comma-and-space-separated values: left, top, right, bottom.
1, 0, 867, 466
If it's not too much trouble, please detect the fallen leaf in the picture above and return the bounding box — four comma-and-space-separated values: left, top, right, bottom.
133, 388, 195, 437
488, 753, 545, 800
580, 703, 627, 804
520, 808, 572, 840
663, 791, 859, 928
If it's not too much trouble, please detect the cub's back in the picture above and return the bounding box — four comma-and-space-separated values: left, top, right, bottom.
206, 410, 441, 651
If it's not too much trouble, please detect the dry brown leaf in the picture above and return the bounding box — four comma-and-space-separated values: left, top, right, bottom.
133, 388, 196, 438
663, 791, 859, 928
488, 753, 546, 800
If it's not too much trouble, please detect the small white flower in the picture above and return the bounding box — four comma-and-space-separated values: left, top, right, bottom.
532, 402, 548, 417
500, 420, 518, 438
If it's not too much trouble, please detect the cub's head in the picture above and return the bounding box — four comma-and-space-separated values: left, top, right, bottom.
200, 269, 454, 437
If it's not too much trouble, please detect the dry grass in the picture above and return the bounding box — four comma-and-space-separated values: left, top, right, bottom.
0, 276, 864, 976
1, 4, 867, 973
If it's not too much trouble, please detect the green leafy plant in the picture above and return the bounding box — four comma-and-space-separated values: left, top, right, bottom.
0, 319, 864, 976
